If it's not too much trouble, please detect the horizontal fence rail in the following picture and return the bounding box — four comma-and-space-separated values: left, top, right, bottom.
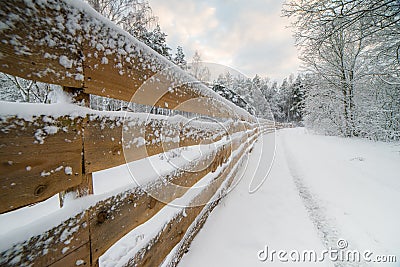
0, 0, 255, 121
0, 102, 257, 213
0, 0, 283, 266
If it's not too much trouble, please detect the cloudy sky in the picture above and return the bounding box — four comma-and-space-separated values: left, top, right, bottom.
148, 0, 301, 83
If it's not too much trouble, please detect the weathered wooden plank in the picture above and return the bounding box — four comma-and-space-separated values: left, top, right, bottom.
50, 242, 91, 267
84, 116, 159, 173
0, 0, 84, 87
127, 205, 204, 267
84, 116, 251, 173
162, 198, 222, 267
82, 43, 159, 104
0, 211, 89, 267
0, 116, 83, 213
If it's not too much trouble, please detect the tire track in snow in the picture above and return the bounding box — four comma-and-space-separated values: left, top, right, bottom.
280, 132, 366, 267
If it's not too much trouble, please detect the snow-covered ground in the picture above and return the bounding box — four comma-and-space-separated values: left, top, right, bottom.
179, 128, 400, 267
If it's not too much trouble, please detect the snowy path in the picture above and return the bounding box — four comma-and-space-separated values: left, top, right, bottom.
179, 128, 400, 267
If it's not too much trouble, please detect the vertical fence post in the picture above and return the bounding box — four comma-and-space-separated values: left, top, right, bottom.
59, 87, 94, 206
59, 87, 98, 266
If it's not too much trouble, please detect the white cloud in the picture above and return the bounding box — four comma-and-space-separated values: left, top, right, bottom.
148, 0, 300, 82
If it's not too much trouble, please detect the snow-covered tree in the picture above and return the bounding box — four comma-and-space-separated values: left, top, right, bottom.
283, 1, 367, 136
211, 84, 250, 113
283, 0, 400, 82
141, 24, 171, 59
283, 0, 400, 140
173, 46, 187, 70
258, 75, 305, 123
87, 0, 156, 35
290, 75, 305, 123
0, 72, 56, 103
188, 51, 210, 82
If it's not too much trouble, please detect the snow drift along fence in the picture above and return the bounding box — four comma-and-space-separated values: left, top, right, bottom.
0, 0, 274, 266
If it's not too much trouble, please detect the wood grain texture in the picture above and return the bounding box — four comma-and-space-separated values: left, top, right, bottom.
163, 197, 220, 267
0, 211, 89, 267
59, 88, 94, 209
0, 116, 83, 213
51, 242, 91, 267
0, 0, 84, 87
84, 116, 251, 173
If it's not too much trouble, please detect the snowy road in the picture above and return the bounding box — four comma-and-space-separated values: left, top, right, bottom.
179, 128, 400, 267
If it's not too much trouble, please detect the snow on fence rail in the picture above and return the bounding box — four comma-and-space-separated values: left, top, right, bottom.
0, 0, 254, 121
0, 0, 275, 266
0, 102, 256, 213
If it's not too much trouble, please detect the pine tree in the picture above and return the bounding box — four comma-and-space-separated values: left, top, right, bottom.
188, 51, 210, 82
173, 46, 187, 70
142, 24, 171, 59
289, 75, 305, 123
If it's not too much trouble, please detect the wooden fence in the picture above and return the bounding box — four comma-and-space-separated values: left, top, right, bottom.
0, 0, 276, 266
